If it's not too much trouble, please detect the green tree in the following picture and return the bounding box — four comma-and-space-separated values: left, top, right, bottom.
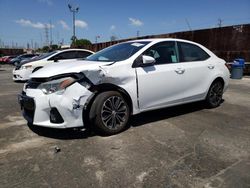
71, 39, 92, 48
42, 46, 50, 52
50, 44, 59, 51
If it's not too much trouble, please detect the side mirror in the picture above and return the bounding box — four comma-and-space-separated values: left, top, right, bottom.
142, 55, 155, 65
53, 57, 60, 62
132, 55, 156, 68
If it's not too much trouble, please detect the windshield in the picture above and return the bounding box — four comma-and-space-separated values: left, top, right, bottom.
86, 41, 150, 62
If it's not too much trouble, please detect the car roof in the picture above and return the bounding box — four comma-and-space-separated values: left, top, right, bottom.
57, 48, 94, 53
125, 38, 210, 52
127, 38, 200, 45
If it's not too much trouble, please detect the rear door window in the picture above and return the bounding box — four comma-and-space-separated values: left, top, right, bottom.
178, 42, 210, 62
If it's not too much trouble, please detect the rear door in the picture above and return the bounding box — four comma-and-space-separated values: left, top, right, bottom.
176, 42, 213, 102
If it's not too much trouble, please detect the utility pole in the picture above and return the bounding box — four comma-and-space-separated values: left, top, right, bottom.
68, 3, 79, 42
218, 18, 223, 28
95, 35, 100, 43
50, 20, 53, 46
40, 33, 43, 48
31, 39, 33, 49
44, 25, 49, 46
136, 30, 140, 38
57, 31, 60, 45
185, 19, 192, 31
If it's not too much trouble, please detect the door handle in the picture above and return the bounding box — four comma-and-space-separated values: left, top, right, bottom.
175, 68, 185, 74
208, 65, 215, 69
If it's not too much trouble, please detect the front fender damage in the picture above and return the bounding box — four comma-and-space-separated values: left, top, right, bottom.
48, 82, 93, 127
80, 65, 138, 114
82, 65, 134, 86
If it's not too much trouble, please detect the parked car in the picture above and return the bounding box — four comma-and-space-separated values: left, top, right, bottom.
13, 49, 94, 81
18, 39, 230, 135
0, 56, 10, 63
0, 55, 17, 64
10, 54, 39, 66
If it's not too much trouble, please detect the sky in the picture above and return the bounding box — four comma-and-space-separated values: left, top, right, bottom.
0, 0, 249, 48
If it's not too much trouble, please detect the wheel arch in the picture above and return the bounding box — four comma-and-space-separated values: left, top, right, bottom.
32, 66, 43, 73
205, 76, 225, 108
93, 83, 133, 114
205, 76, 225, 98
82, 83, 133, 128
211, 77, 225, 87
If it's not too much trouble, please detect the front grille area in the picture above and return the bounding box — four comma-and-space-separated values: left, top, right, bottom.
18, 94, 35, 123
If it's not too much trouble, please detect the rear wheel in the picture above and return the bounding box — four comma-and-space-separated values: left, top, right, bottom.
206, 81, 224, 108
89, 91, 130, 135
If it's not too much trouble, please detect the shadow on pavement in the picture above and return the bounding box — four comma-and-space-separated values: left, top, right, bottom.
130, 101, 207, 127
28, 100, 224, 139
27, 123, 96, 140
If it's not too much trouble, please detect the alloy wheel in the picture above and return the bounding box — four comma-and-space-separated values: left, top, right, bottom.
208, 82, 223, 107
101, 96, 128, 130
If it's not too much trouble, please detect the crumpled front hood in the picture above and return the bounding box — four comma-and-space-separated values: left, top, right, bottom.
30, 60, 113, 78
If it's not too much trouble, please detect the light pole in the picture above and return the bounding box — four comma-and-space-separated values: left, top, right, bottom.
95, 35, 100, 43
68, 3, 79, 42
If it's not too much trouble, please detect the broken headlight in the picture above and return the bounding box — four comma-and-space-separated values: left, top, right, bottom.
38, 77, 76, 94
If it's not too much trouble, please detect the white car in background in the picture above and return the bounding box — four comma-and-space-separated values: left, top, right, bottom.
13, 49, 94, 81
18, 38, 230, 135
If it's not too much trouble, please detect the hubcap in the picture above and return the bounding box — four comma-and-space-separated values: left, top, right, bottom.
101, 96, 128, 130
209, 82, 223, 106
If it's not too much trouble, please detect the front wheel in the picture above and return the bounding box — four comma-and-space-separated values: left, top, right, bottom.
206, 81, 224, 108
89, 91, 130, 135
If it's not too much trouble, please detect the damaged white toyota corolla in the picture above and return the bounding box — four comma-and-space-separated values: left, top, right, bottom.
18, 39, 230, 135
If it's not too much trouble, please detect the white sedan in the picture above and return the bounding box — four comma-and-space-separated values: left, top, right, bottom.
13, 48, 94, 81
18, 38, 230, 135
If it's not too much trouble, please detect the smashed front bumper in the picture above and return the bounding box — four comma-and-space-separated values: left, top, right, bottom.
18, 82, 93, 128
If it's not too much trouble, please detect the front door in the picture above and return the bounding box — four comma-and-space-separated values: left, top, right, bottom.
136, 41, 187, 111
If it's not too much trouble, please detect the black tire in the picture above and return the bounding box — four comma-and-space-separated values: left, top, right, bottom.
89, 91, 130, 135
205, 81, 224, 108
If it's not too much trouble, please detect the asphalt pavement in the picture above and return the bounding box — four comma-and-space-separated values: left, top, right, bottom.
0, 64, 250, 188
